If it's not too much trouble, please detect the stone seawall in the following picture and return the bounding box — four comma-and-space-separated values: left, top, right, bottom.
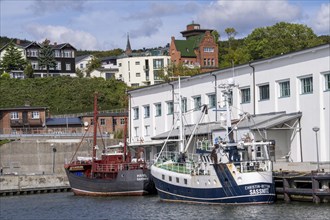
0, 174, 69, 192
0, 137, 119, 175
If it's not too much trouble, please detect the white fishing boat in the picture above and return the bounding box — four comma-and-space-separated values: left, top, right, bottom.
151, 78, 276, 204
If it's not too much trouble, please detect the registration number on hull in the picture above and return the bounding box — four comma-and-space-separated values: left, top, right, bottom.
245, 184, 270, 195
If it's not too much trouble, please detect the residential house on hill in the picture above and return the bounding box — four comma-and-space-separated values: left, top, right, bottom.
75, 54, 94, 77
170, 23, 219, 72
0, 40, 77, 78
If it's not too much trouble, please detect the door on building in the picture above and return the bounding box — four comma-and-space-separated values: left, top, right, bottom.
22, 111, 28, 124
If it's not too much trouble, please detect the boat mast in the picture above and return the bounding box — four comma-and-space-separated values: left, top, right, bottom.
123, 117, 128, 162
178, 76, 184, 152
92, 92, 98, 163
219, 79, 236, 142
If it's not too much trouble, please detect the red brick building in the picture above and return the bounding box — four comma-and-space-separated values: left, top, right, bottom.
0, 106, 48, 134
170, 23, 219, 73
81, 112, 128, 137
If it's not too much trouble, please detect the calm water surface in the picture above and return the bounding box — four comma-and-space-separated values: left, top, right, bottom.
1, 192, 329, 220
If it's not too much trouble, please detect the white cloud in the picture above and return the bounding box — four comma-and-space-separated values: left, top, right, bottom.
25, 24, 100, 50
197, 0, 302, 38
311, 3, 330, 35
30, 0, 87, 15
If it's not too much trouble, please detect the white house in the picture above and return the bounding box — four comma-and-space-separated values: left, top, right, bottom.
116, 50, 170, 87
127, 44, 330, 164
75, 55, 94, 77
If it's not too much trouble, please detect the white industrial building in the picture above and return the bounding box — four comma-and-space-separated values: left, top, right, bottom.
127, 44, 330, 164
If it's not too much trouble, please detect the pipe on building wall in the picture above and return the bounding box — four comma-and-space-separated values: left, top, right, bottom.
211, 71, 218, 121
168, 82, 175, 124
248, 62, 256, 115
298, 117, 303, 162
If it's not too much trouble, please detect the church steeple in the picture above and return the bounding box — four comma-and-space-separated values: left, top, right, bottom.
125, 33, 132, 56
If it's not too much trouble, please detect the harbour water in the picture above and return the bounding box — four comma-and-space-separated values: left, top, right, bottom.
1, 192, 329, 220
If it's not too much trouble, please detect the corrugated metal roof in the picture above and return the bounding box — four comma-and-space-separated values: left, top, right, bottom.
152, 122, 223, 140
152, 112, 302, 140
250, 112, 302, 130
46, 117, 82, 126
0, 106, 48, 111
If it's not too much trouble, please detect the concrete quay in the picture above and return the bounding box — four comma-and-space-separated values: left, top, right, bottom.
0, 174, 70, 196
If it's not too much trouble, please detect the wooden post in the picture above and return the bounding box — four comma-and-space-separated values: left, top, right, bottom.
312, 174, 320, 203
283, 178, 291, 202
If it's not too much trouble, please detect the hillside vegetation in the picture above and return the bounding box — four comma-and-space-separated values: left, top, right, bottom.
0, 77, 129, 115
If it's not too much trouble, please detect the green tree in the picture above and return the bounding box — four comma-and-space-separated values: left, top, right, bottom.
211, 30, 220, 44
1, 72, 10, 78
160, 63, 200, 82
38, 39, 57, 77
75, 67, 84, 78
225, 27, 237, 49
244, 22, 323, 60
86, 57, 101, 77
24, 63, 34, 78
0, 41, 26, 73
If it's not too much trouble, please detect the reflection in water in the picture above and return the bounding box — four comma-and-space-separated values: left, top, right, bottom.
1, 193, 329, 220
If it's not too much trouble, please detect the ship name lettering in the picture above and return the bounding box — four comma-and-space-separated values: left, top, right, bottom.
249, 188, 269, 195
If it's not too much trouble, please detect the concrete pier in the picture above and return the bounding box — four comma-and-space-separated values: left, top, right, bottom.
0, 174, 71, 196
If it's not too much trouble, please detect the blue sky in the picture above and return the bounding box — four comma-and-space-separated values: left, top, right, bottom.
0, 0, 329, 50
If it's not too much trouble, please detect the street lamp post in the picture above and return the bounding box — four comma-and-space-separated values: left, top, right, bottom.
312, 127, 320, 172
52, 146, 57, 174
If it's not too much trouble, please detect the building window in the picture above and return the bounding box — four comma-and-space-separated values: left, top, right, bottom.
120, 118, 125, 124
155, 103, 161, 117
181, 97, 187, 113
54, 50, 60, 57
153, 70, 163, 80
301, 77, 313, 94
133, 107, 139, 120
135, 61, 140, 65
65, 63, 71, 71
241, 88, 250, 104
100, 118, 105, 125
136, 72, 141, 77
208, 94, 216, 108
176, 177, 179, 183
80, 63, 83, 69
167, 101, 173, 115
203, 47, 214, 52
325, 73, 330, 91
118, 63, 122, 67
153, 59, 164, 69
279, 81, 290, 97
145, 125, 150, 136
56, 62, 61, 70
184, 179, 187, 184
193, 96, 201, 111
31, 62, 38, 70
64, 50, 72, 58
162, 175, 165, 180
11, 112, 19, 119
144, 105, 150, 118
31, 111, 40, 119
259, 84, 269, 101
169, 176, 172, 182
134, 127, 138, 137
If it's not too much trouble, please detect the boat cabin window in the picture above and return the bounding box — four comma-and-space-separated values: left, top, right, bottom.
169, 176, 172, 182
184, 179, 187, 185
162, 174, 165, 180
176, 177, 179, 183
